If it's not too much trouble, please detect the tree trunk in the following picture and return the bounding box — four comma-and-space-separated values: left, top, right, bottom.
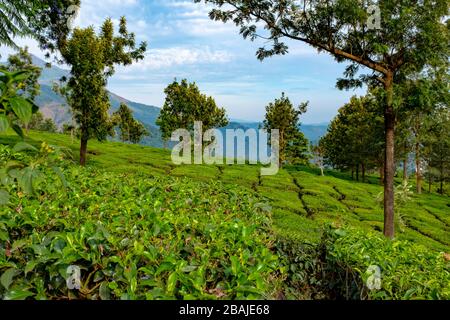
356, 165, 359, 182
429, 174, 432, 193
362, 163, 366, 183
440, 162, 444, 195
415, 142, 422, 194
384, 77, 395, 239
80, 137, 88, 166
352, 168, 354, 180
403, 158, 408, 183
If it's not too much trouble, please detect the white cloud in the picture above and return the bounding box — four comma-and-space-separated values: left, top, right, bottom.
120, 46, 233, 71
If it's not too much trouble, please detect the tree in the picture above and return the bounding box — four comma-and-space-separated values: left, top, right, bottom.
112, 103, 149, 144
129, 122, 149, 144
262, 93, 309, 166
196, 0, 449, 238
58, 17, 146, 165
156, 79, 228, 142
311, 143, 325, 176
423, 107, 450, 195
25, 111, 57, 132
395, 66, 449, 193
5, 47, 43, 133
320, 95, 384, 182
0, 0, 80, 54
6, 47, 41, 100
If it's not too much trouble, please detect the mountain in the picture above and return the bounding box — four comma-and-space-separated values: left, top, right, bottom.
10, 55, 329, 148
221, 120, 328, 145
28, 56, 165, 147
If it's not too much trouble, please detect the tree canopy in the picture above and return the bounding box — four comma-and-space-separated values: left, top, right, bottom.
196, 0, 450, 238
157, 79, 228, 141
0, 0, 80, 54
58, 17, 147, 165
263, 93, 309, 166
112, 103, 149, 144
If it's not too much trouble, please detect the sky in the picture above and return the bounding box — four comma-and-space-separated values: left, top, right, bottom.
0, 0, 367, 124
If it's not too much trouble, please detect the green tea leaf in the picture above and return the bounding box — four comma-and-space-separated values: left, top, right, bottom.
99, 282, 111, 300
13, 142, 38, 153
52, 166, 68, 189
10, 97, 32, 124
1, 268, 17, 290
4, 289, 34, 300
11, 124, 24, 138
0, 189, 10, 205
0, 114, 9, 132
166, 272, 178, 295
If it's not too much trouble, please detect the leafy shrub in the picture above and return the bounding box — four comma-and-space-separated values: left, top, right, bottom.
0, 151, 280, 299
275, 226, 449, 300
274, 237, 326, 300
0, 142, 71, 205
322, 227, 450, 300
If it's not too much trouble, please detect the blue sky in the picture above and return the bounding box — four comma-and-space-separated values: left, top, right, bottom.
1, 0, 366, 123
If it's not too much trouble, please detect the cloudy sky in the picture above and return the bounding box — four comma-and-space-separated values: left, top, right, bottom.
0, 0, 366, 123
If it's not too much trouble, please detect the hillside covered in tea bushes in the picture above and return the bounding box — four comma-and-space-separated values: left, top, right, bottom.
0, 131, 449, 300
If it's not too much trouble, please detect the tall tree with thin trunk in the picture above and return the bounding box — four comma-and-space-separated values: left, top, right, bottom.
59, 17, 146, 165
196, 0, 449, 238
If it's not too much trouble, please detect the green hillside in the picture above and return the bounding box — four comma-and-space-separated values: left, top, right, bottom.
1, 131, 449, 300
2, 131, 448, 252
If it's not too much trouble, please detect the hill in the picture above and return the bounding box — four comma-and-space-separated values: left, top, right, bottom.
1, 130, 449, 300
1, 131, 448, 252
23, 56, 329, 148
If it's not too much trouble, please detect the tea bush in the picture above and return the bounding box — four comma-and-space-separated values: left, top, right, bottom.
322, 228, 450, 300
275, 227, 449, 300
0, 146, 280, 299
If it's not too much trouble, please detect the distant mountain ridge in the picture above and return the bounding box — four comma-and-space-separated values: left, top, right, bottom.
7, 55, 329, 148
28, 56, 165, 147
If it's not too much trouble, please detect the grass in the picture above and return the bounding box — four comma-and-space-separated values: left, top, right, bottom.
1, 131, 449, 253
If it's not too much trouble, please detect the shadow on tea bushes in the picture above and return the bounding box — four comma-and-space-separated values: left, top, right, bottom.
276, 226, 450, 300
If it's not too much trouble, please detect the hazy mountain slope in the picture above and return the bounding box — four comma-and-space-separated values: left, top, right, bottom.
6, 55, 329, 147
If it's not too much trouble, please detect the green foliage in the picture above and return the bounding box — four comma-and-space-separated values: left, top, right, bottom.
376, 181, 414, 232
423, 107, 450, 195
0, 142, 71, 202
0, 148, 280, 299
277, 226, 450, 300
6, 47, 41, 100
156, 79, 228, 141
197, 0, 450, 239
0, 68, 39, 137
57, 16, 146, 164
320, 94, 384, 177
2, 131, 448, 253
263, 93, 309, 166
0, 0, 80, 53
21, 112, 57, 133
1, 131, 449, 300
322, 227, 450, 300
112, 103, 149, 144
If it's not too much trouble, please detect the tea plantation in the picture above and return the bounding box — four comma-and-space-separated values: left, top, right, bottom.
1, 131, 449, 300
